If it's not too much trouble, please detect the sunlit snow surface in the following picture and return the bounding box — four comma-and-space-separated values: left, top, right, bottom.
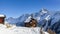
24, 16, 31, 23
0, 24, 49, 34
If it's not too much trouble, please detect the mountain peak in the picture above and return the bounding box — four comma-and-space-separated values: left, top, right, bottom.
41, 8, 48, 13
40, 8, 48, 15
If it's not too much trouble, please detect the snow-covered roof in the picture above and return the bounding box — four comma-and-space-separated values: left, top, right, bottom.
36, 16, 40, 21
0, 14, 6, 17
24, 16, 32, 23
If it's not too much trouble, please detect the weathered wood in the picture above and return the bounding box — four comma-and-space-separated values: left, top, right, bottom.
25, 18, 37, 27
0, 17, 5, 24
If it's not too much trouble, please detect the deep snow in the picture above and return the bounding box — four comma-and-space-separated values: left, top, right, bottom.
0, 24, 49, 34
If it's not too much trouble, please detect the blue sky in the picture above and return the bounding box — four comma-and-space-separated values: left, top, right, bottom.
0, 0, 60, 18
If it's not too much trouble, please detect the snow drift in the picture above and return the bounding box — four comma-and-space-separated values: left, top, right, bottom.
0, 24, 49, 34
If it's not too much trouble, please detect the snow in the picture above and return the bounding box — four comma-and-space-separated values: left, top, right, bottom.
24, 16, 31, 23
42, 8, 48, 14
40, 8, 48, 16
0, 14, 5, 17
36, 16, 40, 21
42, 10, 47, 14
45, 15, 50, 21
0, 24, 49, 34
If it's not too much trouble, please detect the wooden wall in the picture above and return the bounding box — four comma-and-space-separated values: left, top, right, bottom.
0, 17, 5, 24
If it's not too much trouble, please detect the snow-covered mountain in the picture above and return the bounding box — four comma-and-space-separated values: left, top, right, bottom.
6, 14, 30, 24
51, 11, 60, 25
6, 8, 51, 26
5, 8, 60, 34
6, 8, 60, 27
6, 17, 16, 24
6, 8, 49, 26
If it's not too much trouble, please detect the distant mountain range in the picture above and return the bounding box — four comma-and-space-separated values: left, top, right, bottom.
6, 8, 48, 25
6, 8, 60, 24
6, 8, 60, 27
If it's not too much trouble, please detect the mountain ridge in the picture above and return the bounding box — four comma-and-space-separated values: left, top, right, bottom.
6, 8, 60, 27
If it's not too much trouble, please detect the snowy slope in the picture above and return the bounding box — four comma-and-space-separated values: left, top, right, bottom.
51, 11, 60, 25
0, 24, 49, 34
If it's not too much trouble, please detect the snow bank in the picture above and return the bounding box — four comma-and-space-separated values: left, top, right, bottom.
0, 24, 49, 34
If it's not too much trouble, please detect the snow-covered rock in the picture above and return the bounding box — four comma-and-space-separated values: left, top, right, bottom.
41, 8, 48, 14
45, 15, 51, 21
